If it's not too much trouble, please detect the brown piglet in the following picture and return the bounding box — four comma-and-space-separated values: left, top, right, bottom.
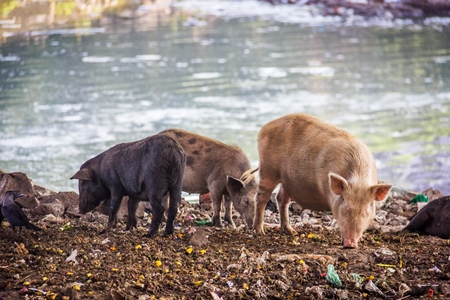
254, 113, 392, 248
160, 129, 258, 228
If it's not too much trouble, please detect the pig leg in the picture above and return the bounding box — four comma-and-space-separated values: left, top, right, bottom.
161, 193, 169, 222
254, 178, 279, 235
165, 188, 181, 236
276, 186, 296, 235
101, 193, 124, 233
125, 197, 139, 231
147, 192, 165, 237
223, 196, 236, 228
211, 190, 224, 227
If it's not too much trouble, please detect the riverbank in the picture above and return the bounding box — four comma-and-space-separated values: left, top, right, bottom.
269, 0, 450, 19
2, 0, 450, 40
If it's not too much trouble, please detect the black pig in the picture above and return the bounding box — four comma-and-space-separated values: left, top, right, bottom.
71, 134, 185, 237
401, 196, 450, 239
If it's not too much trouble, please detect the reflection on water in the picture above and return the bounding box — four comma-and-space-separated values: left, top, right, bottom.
1, 0, 450, 194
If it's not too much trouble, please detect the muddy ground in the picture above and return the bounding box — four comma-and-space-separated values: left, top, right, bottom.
1, 188, 450, 300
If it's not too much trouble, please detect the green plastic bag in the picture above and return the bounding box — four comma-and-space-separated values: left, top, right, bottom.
326, 264, 342, 287
409, 194, 428, 204
194, 220, 212, 226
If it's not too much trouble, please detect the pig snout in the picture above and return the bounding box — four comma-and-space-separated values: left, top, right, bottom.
343, 238, 358, 248
246, 217, 254, 229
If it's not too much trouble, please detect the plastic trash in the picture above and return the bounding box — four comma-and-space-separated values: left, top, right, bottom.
194, 219, 211, 226
210, 292, 224, 300
66, 249, 78, 265
409, 194, 428, 204
226, 264, 242, 270
257, 251, 271, 267
365, 280, 384, 296
428, 266, 442, 273
305, 286, 324, 298
325, 264, 342, 288
349, 273, 362, 284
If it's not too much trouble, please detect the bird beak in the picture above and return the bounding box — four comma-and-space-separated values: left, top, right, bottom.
17, 193, 24, 198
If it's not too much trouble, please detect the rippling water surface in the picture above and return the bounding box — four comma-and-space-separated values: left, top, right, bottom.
1, 0, 450, 194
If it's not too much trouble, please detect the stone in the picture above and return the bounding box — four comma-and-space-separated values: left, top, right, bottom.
188, 227, 209, 247
29, 200, 65, 217
94, 196, 146, 222
0, 172, 39, 209
40, 191, 79, 215
440, 283, 450, 295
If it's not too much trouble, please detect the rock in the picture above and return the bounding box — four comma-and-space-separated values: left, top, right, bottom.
305, 286, 324, 299
40, 191, 79, 215
95, 197, 147, 221
265, 193, 278, 213
64, 287, 81, 300
96, 196, 127, 221
106, 289, 125, 300
188, 227, 209, 247
388, 186, 418, 202
403, 0, 450, 16
422, 187, 443, 202
291, 202, 302, 214
199, 193, 212, 210
0, 172, 39, 209
28, 200, 65, 217
33, 183, 56, 198
440, 283, 450, 295
80, 211, 109, 224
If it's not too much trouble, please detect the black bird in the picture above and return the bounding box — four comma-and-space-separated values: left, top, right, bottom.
0, 191, 42, 232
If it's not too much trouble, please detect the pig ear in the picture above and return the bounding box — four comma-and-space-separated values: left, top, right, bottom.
70, 168, 93, 181
226, 176, 245, 195
329, 172, 349, 196
370, 184, 393, 201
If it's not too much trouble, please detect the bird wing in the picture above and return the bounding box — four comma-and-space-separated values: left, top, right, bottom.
1, 204, 29, 226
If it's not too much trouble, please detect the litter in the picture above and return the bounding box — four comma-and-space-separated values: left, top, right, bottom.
365, 280, 384, 296
65, 249, 78, 265
325, 264, 342, 288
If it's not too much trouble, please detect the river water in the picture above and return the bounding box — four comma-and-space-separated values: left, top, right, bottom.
1, 0, 450, 194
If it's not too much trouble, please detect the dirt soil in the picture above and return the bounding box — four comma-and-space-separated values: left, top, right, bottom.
1, 196, 450, 300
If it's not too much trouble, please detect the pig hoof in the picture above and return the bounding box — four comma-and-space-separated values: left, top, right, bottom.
225, 220, 236, 228
163, 231, 174, 237
255, 227, 265, 235
124, 225, 136, 231
146, 231, 158, 238
283, 226, 297, 235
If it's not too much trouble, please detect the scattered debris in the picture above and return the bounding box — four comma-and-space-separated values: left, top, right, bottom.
0, 170, 449, 299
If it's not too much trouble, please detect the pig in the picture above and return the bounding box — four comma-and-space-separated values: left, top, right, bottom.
253, 113, 392, 248
160, 129, 258, 228
70, 134, 185, 237
401, 196, 450, 239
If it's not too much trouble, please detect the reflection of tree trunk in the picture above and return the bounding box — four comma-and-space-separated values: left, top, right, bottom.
48, 0, 55, 27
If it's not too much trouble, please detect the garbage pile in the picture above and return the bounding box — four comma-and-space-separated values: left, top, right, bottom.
1, 169, 450, 299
